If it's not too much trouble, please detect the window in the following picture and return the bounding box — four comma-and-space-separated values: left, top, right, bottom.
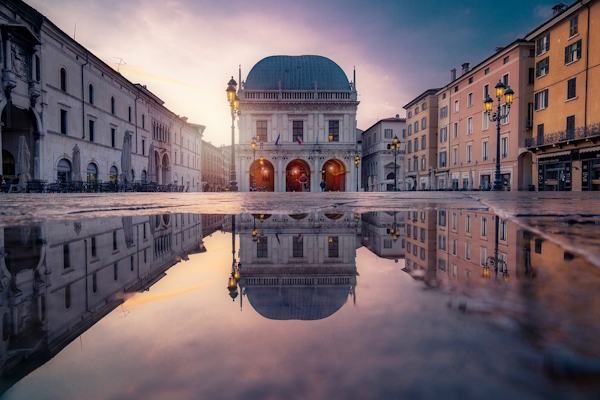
501, 137, 508, 158
142, 139, 145, 156
535, 239, 543, 254
501, 104, 509, 124
536, 57, 549, 78
414, 121, 419, 133
421, 157, 426, 171
420, 228, 425, 242
329, 120, 339, 142
384, 239, 392, 249
570, 15, 578, 37
413, 158, 418, 171
63, 244, 70, 269
88, 84, 94, 104
503, 74, 509, 87
452, 239, 457, 255
453, 122, 458, 138
60, 68, 67, 91
111, 97, 115, 114
128, 106, 132, 122
421, 135, 426, 149
453, 147, 458, 165
468, 77, 473, 84
256, 120, 267, 142
414, 107, 419, 115
438, 235, 447, 250
465, 243, 471, 260
407, 141, 412, 153
499, 219, 508, 241
131, 256, 134, 271
439, 151, 447, 168
407, 124, 412, 136
111, 128, 116, 148
328, 236, 339, 258
422, 102, 427, 111
421, 117, 427, 130
406, 224, 411, 237
89, 120, 94, 142
537, 124, 544, 142
481, 247, 487, 266
293, 121, 303, 142
566, 116, 575, 138
402, 129, 406, 138
481, 217, 488, 237
536, 33, 550, 56
482, 141, 488, 161
384, 129, 393, 139
528, 68, 535, 84
408, 111, 412, 118
440, 106, 448, 119
142, 114, 145, 129
503, 56, 509, 64
483, 84, 489, 100
414, 138, 418, 152
60, 109, 68, 135
420, 248, 426, 260
466, 214, 471, 233
454, 85, 459, 93
466, 144, 472, 164
452, 264, 457, 278
467, 117, 473, 135
257, 237, 268, 258
484, 68, 489, 75
454, 100, 459, 112
534, 89, 549, 110
468, 92, 473, 107
482, 112, 489, 130
442, 93, 446, 99
92, 273, 98, 294
439, 211, 446, 226
452, 212, 457, 230
440, 127, 447, 143
567, 78, 577, 99
113, 231, 118, 251
565, 40, 582, 64
293, 236, 303, 258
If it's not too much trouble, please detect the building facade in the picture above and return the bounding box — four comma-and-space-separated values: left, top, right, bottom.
361, 116, 406, 191
236, 55, 360, 192
0, 0, 203, 190
436, 42, 535, 191
403, 89, 439, 190
525, 0, 600, 191
201, 140, 226, 192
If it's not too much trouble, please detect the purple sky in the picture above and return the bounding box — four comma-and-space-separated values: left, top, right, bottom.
27, 0, 558, 146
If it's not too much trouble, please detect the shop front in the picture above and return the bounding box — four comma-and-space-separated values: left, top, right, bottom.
537, 152, 572, 192
581, 147, 600, 191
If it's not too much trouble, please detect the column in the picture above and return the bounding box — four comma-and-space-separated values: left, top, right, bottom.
0, 123, 3, 176
277, 158, 283, 192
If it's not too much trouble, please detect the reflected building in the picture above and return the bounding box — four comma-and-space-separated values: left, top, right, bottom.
235, 213, 359, 320
361, 211, 405, 261
404, 210, 438, 284
0, 213, 204, 392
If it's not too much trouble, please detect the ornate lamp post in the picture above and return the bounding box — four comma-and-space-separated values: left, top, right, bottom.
251, 136, 257, 191
389, 211, 399, 243
388, 135, 399, 191
227, 214, 243, 301
226, 77, 240, 191
484, 81, 514, 191
354, 155, 360, 192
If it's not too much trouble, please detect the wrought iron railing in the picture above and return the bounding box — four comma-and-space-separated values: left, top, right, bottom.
525, 123, 600, 148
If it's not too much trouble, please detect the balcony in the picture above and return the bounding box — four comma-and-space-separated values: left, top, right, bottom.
525, 123, 600, 149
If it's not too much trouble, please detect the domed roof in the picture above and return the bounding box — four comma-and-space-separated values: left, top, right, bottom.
245, 286, 349, 320
245, 55, 351, 91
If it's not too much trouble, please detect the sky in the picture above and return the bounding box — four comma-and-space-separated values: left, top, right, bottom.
26, 0, 558, 146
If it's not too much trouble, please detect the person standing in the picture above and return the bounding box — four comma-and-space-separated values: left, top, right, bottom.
320, 180, 326, 192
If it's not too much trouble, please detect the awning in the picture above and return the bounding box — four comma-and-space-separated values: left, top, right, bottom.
580, 146, 600, 154
537, 150, 571, 159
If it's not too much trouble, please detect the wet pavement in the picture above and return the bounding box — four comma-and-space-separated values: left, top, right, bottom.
0, 193, 599, 399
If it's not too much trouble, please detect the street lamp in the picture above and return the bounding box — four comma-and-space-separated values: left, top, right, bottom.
225, 77, 239, 191
388, 135, 399, 191
482, 215, 509, 281
251, 136, 257, 191
484, 80, 514, 191
389, 211, 399, 242
354, 155, 360, 192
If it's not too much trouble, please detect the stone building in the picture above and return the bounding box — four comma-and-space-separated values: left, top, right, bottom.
236, 55, 361, 192
201, 140, 226, 192
361, 115, 406, 191
361, 211, 405, 260
0, 0, 203, 190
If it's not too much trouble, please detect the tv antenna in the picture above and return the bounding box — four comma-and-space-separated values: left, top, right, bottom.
113, 57, 126, 73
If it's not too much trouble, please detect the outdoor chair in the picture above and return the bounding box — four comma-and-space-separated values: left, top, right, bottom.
26, 180, 46, 193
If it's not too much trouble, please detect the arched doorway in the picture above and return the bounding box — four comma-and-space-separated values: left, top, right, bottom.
57, 159, 72, 183
141, 170, 147, 183
518, 152, 533, 191
1, 105, 38, 180
322, 159, 346, 191
286, 159, 311, 192
109, 165, 118, 183
2, 149, 15, 178
386, 172, 395, 191
86, 163, 98, 182
161, 154, 169, 184
249, 159, 275, 191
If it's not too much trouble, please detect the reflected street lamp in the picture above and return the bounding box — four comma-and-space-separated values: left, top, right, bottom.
484, 80, 514, 191
389, 211, 399, 242
354, 155, 360, 192
226, 77, 239, 191
251, 137, 257, 191
482, 215, 509, 281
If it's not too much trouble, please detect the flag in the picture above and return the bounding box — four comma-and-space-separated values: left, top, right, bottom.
275, 232, 280, 244
275, 134, 280, 146
297, 233, 302, 240
297, 139, 302, 145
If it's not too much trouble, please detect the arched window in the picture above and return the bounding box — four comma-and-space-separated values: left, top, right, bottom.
60, 68, 67, 91
141, 170, 147, 183
88, 84, 94, 104
57, 158, 72, 183
86, 163, 98, 182
128, 106, 131, 122
111, 97, 115, 115
109, 165, 118, 183
142, 114, 145, 128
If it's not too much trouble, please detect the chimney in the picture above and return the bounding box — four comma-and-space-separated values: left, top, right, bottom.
451, 68, 457, 82
552, 2, 567, 16
395, 114, 400, 120
495, 46, 505, 53
181, 116, 188, 122
462, 63, 470, 75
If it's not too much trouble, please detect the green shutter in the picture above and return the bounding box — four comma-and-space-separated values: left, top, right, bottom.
565, 45, 569, 64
